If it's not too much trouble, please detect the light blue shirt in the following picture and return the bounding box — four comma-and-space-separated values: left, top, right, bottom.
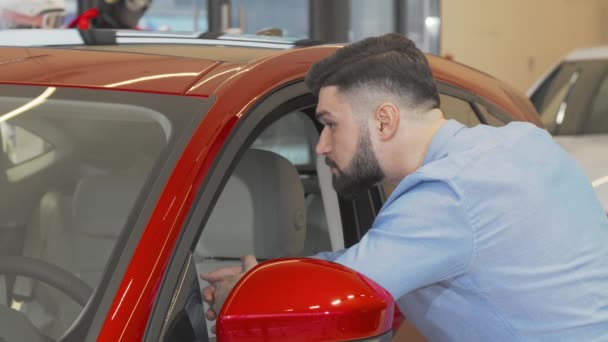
316, 120, 608, 341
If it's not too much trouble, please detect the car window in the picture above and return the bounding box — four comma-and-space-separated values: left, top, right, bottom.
140, 0, 208, 31
531, 63, 582, 135
250, 112, 316, 169
475, 103, 508, 127
0, 85, 210, 340
531, 60, 608, 135
0, 123, 53, 166
141, 0, 309, 37
440, 94, 481, 127
193, 110, 341, 340
584, 73, 608, 134
538, 75, 574, 133
531, 64, 563, 111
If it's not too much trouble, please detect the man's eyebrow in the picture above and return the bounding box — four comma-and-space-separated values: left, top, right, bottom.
315, 110, 331, 120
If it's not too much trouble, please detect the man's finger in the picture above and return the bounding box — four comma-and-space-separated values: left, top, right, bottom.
241, 254, 258, 272
201, 285, 215, 303
206, 307, 217, 321
200, 265, 242, 283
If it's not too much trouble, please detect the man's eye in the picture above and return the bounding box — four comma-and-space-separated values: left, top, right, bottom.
326, 122, 335, 129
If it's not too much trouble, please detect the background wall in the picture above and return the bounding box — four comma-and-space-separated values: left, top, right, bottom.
441, 0, 608, 92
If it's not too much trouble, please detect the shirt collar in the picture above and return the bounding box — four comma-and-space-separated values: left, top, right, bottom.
422, 119, 466, 166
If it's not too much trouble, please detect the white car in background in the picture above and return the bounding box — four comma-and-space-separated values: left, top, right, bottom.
528, 46, 608, 213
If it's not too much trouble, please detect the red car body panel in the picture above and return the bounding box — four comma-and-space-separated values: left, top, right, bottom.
66, 8, 100, 30
185, 62, 245, 96
0, 47, 220, 95
99, 45, 348, 342
0, 43, 542, 340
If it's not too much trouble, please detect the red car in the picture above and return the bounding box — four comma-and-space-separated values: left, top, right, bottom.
0, 30, 541, 342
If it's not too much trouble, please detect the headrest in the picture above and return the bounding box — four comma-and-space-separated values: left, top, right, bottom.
316, 154, 344, 251
72, 174, 145, 238
196, 149, 307, 260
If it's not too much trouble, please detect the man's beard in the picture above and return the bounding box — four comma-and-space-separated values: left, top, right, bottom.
325, 125, 385, 200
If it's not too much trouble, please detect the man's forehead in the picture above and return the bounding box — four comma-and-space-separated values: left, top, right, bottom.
318, 85, 341, 100
317, 86, 348, 113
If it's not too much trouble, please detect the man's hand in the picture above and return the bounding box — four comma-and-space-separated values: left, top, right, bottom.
200, 255, 258, 329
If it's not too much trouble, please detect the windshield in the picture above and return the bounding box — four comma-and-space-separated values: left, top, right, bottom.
0, 84, 209, 341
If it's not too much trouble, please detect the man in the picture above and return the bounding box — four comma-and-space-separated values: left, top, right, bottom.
66, 0, 150, 29
0, 0, 65, 29
201, 33, 608, 340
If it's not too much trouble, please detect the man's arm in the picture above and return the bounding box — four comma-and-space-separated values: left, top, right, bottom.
332, 178, 474, 300
310, 248, 347, 261
200, 178, 473, 323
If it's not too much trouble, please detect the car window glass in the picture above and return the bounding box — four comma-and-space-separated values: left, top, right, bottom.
250, 112, 316, 169
531, 65, 562, 110
539, 78, 571, 133
193, 110, 340, 340
584, 74, 608, 134
531, 63, 576, 115
439, 94, 481, 127
0, 85, 209, 340
0, 123, 53, 166
531, 60, 608, 135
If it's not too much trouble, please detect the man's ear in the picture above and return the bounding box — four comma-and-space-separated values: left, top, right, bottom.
374, 102, 400, 141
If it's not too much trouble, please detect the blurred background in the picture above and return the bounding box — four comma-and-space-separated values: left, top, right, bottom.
55, 0, 608, 92
2, 3, 608, 341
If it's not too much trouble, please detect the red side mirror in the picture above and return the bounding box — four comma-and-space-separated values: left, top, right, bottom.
216, 258, 394, 341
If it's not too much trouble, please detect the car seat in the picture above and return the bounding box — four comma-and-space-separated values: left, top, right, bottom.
194, 148, 308, 274
14, 167, 147, 338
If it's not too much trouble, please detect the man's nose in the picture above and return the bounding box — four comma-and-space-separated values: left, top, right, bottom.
316, 127, 331, 156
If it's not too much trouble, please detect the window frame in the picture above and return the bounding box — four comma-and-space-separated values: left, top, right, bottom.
145, 80, 383, 340
145, 82, 313, 340
438, 92, 483, 127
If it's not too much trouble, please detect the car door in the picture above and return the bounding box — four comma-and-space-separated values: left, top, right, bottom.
143, 79, 522, 341
143, 81, 376, 341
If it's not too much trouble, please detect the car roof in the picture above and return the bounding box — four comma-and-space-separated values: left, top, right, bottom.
0, 29, 541, 125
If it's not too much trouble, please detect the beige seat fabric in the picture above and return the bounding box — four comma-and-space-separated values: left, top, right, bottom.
15, 171, 146, 339
14, 191, 78, 338
194, 148, 308, 340
194, 148, 307, 270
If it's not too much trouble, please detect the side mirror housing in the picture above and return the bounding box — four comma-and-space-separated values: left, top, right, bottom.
217, 258, 394, 341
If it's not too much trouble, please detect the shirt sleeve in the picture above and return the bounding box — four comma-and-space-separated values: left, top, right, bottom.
333, 178, 474, 300
310, 249, 347, 262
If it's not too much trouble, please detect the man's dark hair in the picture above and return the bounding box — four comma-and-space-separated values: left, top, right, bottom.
305, 33, 440, 110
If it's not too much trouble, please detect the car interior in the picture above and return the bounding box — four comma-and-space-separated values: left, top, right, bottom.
0, 93, 170, 340
192, 109, 344, 339
0, 81, 520, 341
0, 89, 345, 341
